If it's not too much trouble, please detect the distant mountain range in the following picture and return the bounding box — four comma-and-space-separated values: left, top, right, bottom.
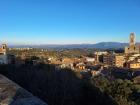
8, 42, 140, 49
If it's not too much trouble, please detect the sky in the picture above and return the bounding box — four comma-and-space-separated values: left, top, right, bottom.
0, 0, 140, 45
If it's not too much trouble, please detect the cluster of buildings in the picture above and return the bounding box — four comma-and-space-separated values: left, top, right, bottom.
0, 33, 140, 71
95, 33, 140, 69
0, 33, 140, 84
51, 57, 88, 70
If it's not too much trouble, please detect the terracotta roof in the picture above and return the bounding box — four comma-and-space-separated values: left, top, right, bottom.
0, 48, 4, 53
51, 60, 62, 65
62, 58, 74, 64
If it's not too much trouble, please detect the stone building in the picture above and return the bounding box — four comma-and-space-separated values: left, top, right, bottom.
103, 54, 115, 66
126, 61, 140, 69
103, 54, 125, 67
0, 44, 15, 64
115, 54, 125, 67
126, 56, 140, 69
0, 44, 8, 64
94, 51, 108, 64
125, 33, 140, 54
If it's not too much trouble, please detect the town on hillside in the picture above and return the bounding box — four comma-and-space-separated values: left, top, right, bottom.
0, 33, 140, 105
0, 33, 140, 79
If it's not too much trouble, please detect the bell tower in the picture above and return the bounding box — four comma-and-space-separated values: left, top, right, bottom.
129, 33, 135, 48
125, 33, 139, 54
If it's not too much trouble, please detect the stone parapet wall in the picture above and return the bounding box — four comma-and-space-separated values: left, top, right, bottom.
0, 74, 48, 105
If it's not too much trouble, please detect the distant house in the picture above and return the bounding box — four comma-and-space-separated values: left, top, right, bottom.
75, 63, 86, 70
94, 51, 108, 63
103, 53, 125, 67
85, 57, 95, 62
62, 58, 74, 64
59, 58, 75, 69
126, 56, 140, 69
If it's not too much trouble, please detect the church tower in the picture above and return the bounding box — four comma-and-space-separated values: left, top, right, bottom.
129, 33, 135, 48
125, 32, 140, 54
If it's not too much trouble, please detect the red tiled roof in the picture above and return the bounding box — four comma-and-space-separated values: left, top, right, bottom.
0, 48, 3, 52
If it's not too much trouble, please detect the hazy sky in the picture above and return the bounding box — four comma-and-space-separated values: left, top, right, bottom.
0, 0, 140, 44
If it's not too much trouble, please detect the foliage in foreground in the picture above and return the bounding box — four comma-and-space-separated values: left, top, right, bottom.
0, 64, 140, 105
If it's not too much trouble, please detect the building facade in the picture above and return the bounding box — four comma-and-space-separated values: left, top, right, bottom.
103, 54, 115, 66
0, 44, 8, 64
103, 54, 125, 67
126, 55, 140, 69
115, 54, 125, 67
130, 62, 140, 69
95, 51, 108, 64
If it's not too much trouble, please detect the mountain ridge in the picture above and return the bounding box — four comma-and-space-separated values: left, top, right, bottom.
8, 42, 140, 49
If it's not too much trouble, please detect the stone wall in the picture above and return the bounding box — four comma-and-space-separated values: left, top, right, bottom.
0, 74, 48, 105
